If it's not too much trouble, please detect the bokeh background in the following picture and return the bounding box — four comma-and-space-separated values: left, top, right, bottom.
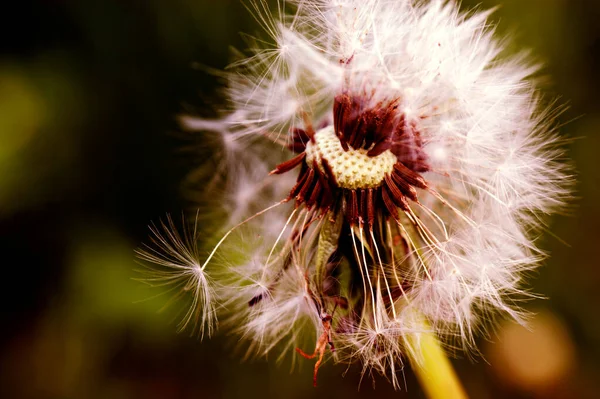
1, 0, 598, 398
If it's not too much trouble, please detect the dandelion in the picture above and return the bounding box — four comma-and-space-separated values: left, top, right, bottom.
138, 0, 571, 394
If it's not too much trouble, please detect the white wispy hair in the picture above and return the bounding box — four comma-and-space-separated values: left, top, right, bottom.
142, 0, 572, 388
136, 215, 218, 339
234, 264, 321, 361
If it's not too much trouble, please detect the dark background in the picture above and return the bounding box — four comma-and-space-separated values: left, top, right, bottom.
0, 1, 598, 398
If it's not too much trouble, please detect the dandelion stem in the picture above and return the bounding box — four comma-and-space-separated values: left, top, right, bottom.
405, 317, 468, 399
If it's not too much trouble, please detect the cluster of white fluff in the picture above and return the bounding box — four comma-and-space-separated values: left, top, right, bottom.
141, 0, 571, 388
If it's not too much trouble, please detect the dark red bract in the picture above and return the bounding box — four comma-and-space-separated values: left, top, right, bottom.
271, 94, 431, 229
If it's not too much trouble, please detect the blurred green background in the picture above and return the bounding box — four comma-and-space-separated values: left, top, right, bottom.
0, 1, 598, 398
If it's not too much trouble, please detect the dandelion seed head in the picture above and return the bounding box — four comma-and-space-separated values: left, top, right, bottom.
139, 0, 573, 389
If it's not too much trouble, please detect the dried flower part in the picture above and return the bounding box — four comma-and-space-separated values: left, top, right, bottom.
139, 0, 572, 390
274, 113, 430, 230
333, 93, 429, 171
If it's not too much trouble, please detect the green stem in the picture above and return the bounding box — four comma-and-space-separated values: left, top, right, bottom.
405, 318, 468, 399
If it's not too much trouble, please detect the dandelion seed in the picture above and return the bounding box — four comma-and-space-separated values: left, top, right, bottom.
136, 214, 217, 339
139, 0, 572, 390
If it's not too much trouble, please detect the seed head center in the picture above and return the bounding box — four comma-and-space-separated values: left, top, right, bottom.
305, 126, 397, 190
